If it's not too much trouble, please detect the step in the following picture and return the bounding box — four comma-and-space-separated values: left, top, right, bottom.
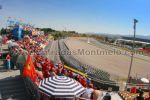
0, 80, 24, 86
0, 76, 32, 100
0, 77, 23, 85
0, 76, 21, 82
1, 87, 26, 95
2, 92, 30, 100
0, 83, 24, 90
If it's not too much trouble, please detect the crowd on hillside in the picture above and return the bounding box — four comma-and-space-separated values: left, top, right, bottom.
4, 34, 150, 100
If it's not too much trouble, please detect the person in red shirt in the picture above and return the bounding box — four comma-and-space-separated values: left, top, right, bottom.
42, 63, 48, 71
80, 77, 87, 87
61, 67, 66, 74
43, 70, 50, 78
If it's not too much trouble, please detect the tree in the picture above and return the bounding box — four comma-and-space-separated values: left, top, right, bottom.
41, 28, 55, 34
0, 28, 7, 35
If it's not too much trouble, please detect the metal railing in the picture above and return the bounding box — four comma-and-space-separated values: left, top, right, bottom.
0, 90, 2, 100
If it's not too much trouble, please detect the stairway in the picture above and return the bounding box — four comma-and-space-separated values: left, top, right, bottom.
0, 75, 32, 100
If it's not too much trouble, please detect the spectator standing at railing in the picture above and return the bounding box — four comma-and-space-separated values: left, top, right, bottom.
6, 54, 11, 70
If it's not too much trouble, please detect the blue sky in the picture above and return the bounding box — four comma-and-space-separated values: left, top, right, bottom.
0, 0, 150, 35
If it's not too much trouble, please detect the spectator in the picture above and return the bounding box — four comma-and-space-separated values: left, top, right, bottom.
145, 92, 150, 100
43, 70, 50, 78
57, 69, 62, 76
61, 67, 66, 74
42, 63, 48, 71
80, 77, 87, 87
102, 87, 112, 100
137, 87, 142, 93
103, 92, 111, 100
134, 91, 144, 100
130, 87, 137, 93
87, 78, 91, 85
49, 67, 56, 77
6, 54, 11, 70
64, 70, 68, 76
75, 75, 79, 82
92, 90, 103, 100
82, 84, 94, 99
68, 70, 73, 78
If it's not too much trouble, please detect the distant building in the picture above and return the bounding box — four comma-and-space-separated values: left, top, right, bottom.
114, 36, 150, 52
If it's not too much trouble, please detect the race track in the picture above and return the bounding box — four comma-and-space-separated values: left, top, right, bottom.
65, 37, 150, 79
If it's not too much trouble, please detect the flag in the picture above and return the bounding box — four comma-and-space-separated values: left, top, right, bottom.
22, 54, 36, 82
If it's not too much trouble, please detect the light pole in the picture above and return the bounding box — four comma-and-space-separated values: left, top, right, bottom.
125, 19, 138, 90
0, 5, 2, 10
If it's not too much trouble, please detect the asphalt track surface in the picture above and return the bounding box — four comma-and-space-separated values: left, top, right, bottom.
65, 37, 150, 79
46, 40, 61, 65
